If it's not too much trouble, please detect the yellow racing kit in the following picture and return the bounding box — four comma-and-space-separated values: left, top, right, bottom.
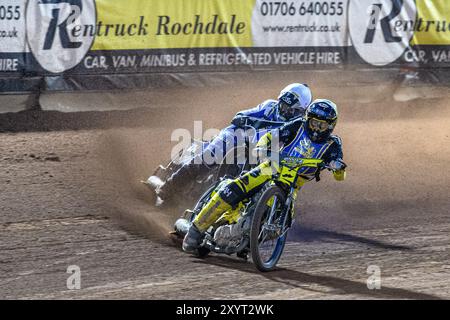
193, 118, 346, 232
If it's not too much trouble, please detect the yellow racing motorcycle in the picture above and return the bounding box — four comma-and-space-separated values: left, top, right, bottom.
173, 154, 335, 272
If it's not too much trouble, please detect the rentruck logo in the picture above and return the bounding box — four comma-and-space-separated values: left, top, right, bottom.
349, 0, 417, 66
26, 0, 96, 73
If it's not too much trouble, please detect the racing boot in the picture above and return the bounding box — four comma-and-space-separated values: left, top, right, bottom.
145, 175, 164, 191
182, 223, 203, 253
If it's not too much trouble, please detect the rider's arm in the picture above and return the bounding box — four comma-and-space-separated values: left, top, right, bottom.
256, 131, 272, 150
231, 115, 249, 128
322, 135, 346, 181
253, 117, 303, 159
278, 117, 304, 145
255, 117, 303, 149
231, 100, 277, 128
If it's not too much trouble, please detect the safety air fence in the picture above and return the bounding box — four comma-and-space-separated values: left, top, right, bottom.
1, 0, 450, 97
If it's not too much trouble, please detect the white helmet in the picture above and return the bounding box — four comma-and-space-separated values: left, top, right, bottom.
277, 83, 312, 120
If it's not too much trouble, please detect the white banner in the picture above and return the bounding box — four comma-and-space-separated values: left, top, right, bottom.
0, 0, 27, 53
252, 0, 350, 47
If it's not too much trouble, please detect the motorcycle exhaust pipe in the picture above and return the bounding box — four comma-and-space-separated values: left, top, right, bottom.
174, 218, 191, 236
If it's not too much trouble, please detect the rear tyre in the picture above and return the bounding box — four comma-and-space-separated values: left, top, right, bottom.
194, 247, 211, 258
250, 185, 288, 272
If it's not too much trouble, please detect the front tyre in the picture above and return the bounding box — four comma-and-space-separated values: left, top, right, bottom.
250, 185, 288, 272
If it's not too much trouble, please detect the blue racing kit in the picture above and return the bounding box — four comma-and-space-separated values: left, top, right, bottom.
156, 100, 293, 200
201, 100, 287, 166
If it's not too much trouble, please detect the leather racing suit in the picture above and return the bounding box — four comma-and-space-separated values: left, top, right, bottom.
189, 117, 346, 233
157, 99, 305, 201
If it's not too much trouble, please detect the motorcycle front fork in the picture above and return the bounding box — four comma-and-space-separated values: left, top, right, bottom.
284, 187, 298, 230
264, 186, 296, 239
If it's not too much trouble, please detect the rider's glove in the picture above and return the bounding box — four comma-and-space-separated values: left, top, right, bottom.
231, 116, 248, 128
329, 159, 347, 181
329, 159, 346, 171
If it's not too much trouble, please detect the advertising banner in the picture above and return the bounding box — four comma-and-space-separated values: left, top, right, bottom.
1, 0, 450, 93
0, 0, 27, 74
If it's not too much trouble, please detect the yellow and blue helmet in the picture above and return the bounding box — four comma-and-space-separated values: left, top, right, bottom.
305, 99, 338, 142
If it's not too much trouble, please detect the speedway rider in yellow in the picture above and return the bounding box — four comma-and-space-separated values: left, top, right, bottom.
182, 99, 347, 253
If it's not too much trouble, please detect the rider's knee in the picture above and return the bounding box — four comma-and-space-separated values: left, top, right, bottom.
218, 181, 246, 206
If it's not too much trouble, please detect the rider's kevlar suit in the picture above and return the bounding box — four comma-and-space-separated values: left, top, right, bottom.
158, 100, 301, 200
203, 99, 292, 165
191, 118, 345, 232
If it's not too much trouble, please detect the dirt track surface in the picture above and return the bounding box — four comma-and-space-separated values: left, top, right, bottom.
1, 80, 449, 299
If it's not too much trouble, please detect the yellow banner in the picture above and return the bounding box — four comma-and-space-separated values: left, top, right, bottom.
411, 0, 450, 45
92, 0, 254, 50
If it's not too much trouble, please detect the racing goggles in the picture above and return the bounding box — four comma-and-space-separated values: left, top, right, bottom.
309, 117, 331, 132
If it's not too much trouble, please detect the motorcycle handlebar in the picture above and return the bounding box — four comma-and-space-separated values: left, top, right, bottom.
241, 116, 285, 129
254, 150, 346, 171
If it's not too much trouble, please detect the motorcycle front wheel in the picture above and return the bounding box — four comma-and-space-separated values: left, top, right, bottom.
250, 185, 288, 272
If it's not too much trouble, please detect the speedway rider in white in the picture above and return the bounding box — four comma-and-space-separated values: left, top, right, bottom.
148, 83, 313, 206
